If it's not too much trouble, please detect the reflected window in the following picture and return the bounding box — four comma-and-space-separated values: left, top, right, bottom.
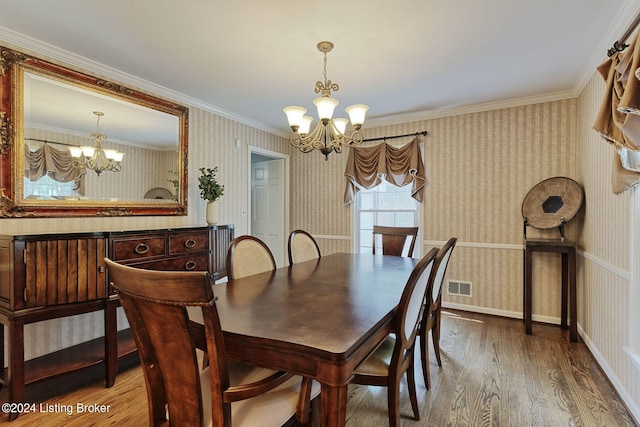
24, 175, 77, 199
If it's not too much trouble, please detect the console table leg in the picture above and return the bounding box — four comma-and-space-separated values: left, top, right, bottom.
569, 248, 577, 342
7, 318, 24, 421
561, 253, 568, 330
105, 299, 118, 387
524, 247, 533, 335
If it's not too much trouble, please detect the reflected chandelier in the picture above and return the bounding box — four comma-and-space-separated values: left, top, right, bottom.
283, 41, 369, 160
69, 111, 125, 176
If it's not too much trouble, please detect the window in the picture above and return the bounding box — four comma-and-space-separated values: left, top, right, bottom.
24, 175, 78, 198
354, 180, 420, 254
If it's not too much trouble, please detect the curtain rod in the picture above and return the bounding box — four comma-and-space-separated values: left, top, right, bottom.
608, 13, 640, 56
363, 130, 428, 143
25, 137, 74, 148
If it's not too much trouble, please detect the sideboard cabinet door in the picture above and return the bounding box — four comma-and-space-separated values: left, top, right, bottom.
24, 238, 107, 308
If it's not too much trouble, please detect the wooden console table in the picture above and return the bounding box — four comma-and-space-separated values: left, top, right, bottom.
0, 224, 234, 421
523, 238, 577, 342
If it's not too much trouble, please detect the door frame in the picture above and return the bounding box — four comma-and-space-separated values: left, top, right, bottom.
247, 145, 290, 265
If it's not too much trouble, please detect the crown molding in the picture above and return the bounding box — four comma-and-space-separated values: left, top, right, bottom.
365, 89, 578, 128
574, 0, 640, 96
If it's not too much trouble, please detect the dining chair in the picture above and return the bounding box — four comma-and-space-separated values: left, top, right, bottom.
105, 258, 318, 426
287, 229, 321, 265
351, 247, 439, 427
227, 235, 276, 279
372, 225, 419, 257
225, 234, 320, 423
419, 236, 457, 389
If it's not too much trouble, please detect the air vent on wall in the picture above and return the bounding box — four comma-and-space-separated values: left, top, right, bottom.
447, 280, 472, 297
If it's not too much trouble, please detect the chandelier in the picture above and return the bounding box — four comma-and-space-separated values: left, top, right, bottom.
69, 111, 124, 176
283, 41, 369, 160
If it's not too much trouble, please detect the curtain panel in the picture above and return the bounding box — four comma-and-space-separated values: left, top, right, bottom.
593, 29, 640, 194
25, 144, 86, 194
343, 137, 426, 205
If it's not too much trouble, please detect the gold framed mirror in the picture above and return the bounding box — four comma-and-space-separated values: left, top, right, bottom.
0, 45, 188, 217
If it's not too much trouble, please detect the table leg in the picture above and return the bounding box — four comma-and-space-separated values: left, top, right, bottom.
321, 383, 348, 427
561, 253, 568, 330
569, 248, 577, 342
524, 247, 533, 335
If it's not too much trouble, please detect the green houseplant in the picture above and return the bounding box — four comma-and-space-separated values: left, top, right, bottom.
198, 167, 224, 224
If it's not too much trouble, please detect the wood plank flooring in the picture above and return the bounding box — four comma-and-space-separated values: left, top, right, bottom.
1, 310, 636, 426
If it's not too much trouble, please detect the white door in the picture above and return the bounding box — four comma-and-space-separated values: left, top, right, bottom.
251, 159, 285, 266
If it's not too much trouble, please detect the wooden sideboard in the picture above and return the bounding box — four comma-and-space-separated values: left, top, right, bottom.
0, 224, 234, 420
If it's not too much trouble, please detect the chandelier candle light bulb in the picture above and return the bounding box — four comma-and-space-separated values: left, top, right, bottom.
283, 41, 369, 160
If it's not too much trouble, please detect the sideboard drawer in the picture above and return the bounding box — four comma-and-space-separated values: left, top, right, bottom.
128, 254, 209, 272
112, 237, 165, 262
168, 232, 208, 255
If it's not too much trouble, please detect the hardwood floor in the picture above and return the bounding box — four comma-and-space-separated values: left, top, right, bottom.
1, 310, 636, 426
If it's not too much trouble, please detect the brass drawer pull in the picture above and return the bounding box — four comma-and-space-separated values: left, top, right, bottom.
134, 243, 150, 255
184, 239, 196, 248
185, 261, 197, 271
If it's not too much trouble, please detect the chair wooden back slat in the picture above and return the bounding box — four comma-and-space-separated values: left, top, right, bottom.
372, 225, 419, 257
105, 259, 230, 425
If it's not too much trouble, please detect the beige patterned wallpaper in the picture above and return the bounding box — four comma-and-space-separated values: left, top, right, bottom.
3, 73, 639, 419
292, 99, 579, 319
576, 72, 639, 414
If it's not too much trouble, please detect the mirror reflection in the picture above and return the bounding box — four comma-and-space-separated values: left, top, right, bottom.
22, 71, 180, 203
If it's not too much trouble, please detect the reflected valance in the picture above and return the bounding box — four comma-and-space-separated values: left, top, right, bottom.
344, 137, 426, 205
25, 144, 86, 194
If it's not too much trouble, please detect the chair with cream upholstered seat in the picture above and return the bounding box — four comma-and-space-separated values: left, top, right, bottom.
420, 236, 457, 390
105, 258, 314, 427
226, 234, 321, 424
351, 247, 439, 427
227, 235, 277, 279
287, 230, 321, 265
372, 225, 419, 257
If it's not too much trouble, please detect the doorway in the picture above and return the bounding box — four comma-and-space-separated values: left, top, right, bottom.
248, 146, 289, 267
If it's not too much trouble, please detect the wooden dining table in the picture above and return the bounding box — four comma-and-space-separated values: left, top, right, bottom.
212, 252, 418, 427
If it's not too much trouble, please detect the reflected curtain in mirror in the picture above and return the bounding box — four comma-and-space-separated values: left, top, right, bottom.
343, 137, 427, 205
24, 144, 85, 195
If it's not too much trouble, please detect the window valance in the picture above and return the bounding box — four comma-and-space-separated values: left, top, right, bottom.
344, 137, 426, 205
593, 28, 640, 194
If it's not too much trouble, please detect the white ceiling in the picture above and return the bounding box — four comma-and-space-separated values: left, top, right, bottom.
0, 0, 639, 138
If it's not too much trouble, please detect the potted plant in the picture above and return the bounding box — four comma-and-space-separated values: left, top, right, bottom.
198, 166, 224, 225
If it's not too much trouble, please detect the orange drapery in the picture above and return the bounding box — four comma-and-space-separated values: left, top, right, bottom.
344, 137, 426, 205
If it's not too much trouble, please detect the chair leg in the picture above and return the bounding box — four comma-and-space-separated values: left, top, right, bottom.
388, 376, 401, 427
432, 311, 442, 367
420, 327, 431, 390
296, 377, 313, 425
407, 355, 420, 421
